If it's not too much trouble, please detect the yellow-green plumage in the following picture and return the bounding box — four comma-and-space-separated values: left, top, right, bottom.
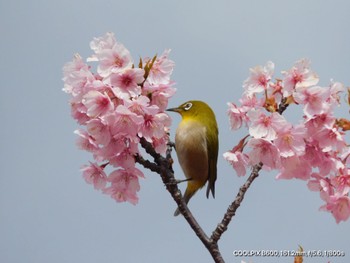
167, 101, 219, 216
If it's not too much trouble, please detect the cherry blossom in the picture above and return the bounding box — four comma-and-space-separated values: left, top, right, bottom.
82, 90, 114, 118
248, 110, 288, 141
247, 138, 280, 169
293, 85, 329, 117
81, 162, 107, 190
86, 118, 111, 146
314, 127, 346, 153
62, 54, 95, 96
74, 129, 99, 153
243, 61, 274, 97
320, 195, 350, 223
225, 59, 349, 222
64, 36, 350, 222
223, 151, 249, 177
110, 105, 144, 135
63, 32, 175, 205
88, 32, 133, 77
282, 58, 319, 96
103, 168, 144, 205
146, 49, 175, 85
227, 102, 247, 130
110, 68, 144, 99
276, 156, 311, 180
143, 82, 177, 111
274, 124, 306, 157
138, 113, 171, 142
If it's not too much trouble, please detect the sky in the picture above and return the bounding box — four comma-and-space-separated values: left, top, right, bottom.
1, 1, 350, 263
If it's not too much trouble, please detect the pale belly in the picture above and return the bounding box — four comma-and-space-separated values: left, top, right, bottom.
175, 120, 208, 184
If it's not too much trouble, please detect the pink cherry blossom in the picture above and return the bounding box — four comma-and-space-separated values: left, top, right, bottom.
123, 95, 158, 116
223, 151, 249, 177
65, 37, 350, 222
88, 32, 133, 77
146, 49, 175, 85
70, 102, 90, 125
304, 112, 335, 135
307, 172, 334, 201
327, 81, 345, 106
74, 129, 99, 153
151, 133, 170, 154
81, 162, 107, 190
138, 113, 171, 142
331, 169, 350, 195
243, 61, 274, 97
64, 33, 177, 205
247, 138, 280, 169
314, 127, 346, 153
108, 105, 144, 136
109, 137, 139, 169
268, 79, 283, 102
248, 110, 288, 141
82, 90, 114, 118
95, 134, 134, 162
86, 118, 111, 146
304, 143, 330, 175
62, 54, 95, 96
239, 94, 265, 111
282, 58, 319, 96
142, 82, 177, 111
103, 168, 144, 205
320, 195, 350, 223
276, 156, 311, 180
89, 32, 116, 56
227, 102, 247, 130
110, 68, 144, 99
317, 152, 344, 177
223, 59, 350, 222
274, 124, 306, 157
293, 85, 330, 117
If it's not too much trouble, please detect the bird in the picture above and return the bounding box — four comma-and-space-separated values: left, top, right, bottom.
166, 100, 219, 216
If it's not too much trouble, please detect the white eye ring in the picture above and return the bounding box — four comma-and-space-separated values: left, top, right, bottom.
184, 102, 192, 111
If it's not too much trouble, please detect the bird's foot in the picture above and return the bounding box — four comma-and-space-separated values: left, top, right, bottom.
167, 141, 175, 149
165, 177, 192, 186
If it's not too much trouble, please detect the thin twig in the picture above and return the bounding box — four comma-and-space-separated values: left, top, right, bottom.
210, 96, 289, 243
134, 154, 160, 173
211, 162, 262, 243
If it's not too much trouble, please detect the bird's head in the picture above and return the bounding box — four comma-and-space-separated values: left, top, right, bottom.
166, 100, 215, 121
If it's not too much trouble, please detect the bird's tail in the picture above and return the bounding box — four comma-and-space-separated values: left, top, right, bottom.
173, 186, 197, 216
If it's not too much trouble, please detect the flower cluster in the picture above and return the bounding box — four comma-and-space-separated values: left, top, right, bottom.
63, 32, 176, 204
224, 59, 350, 223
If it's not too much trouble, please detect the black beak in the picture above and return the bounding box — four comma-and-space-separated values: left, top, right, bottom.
166, 107, 179, 112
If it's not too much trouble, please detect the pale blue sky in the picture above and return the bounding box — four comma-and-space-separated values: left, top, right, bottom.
1, 1, 350, 263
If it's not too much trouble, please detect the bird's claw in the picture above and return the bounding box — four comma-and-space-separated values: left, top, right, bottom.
165, 178, 192, 186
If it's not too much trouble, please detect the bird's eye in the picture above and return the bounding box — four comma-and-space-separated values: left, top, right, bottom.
183, 102, 192, 111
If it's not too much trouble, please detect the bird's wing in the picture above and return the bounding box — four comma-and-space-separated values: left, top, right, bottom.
206, 124, 218, 198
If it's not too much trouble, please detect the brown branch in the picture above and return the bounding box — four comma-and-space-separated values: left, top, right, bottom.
134, 154, 160, 173
209, 97, 289, 244
136, 137, 225, 263
278, 97, 289, 114
211, 162, 262, 243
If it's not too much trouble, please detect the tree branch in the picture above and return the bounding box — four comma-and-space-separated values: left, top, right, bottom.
211, 162, 262, 243
135, 137, 225, 263
134, 154, 160, 173
209, 97, 289, 244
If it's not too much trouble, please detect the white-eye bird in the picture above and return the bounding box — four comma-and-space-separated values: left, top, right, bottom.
167, 100, 219, 216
